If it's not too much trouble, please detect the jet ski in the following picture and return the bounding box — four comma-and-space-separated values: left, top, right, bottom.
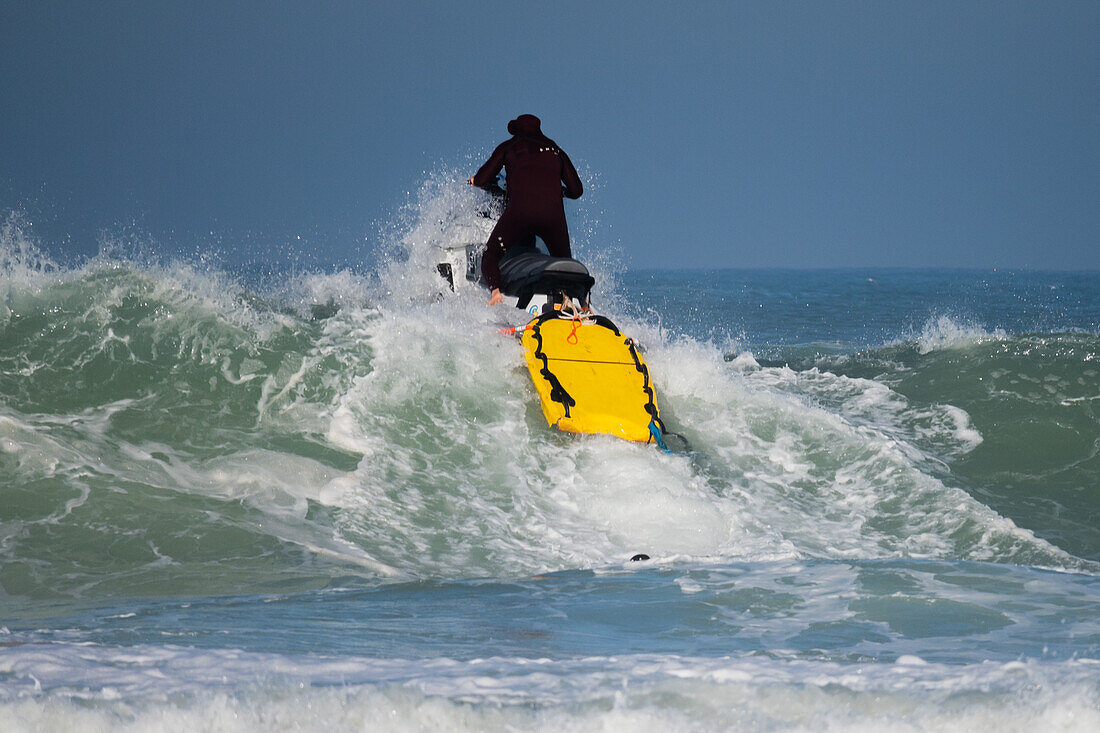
433, 183, 671, 448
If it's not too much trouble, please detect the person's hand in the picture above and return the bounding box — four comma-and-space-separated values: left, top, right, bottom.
487, 288, 503, 306
467, 176, 475, 185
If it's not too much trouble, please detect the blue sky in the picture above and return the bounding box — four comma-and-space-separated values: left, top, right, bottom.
2, 1, 1097, 270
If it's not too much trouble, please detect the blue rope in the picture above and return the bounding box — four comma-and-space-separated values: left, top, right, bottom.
649, 420, 672, 453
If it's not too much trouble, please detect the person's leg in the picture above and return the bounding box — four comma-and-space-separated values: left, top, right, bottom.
481, 211, 518, 289
483, 210, 540, 290
538, 215, 572, 259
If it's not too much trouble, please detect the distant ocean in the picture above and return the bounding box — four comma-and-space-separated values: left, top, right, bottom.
1, 178, 1098, 731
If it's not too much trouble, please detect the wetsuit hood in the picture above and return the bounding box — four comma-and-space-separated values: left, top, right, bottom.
508, 114, 543, 137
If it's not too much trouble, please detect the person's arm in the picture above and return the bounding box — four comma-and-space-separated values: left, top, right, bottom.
560, 151, 583, 199
471, 141, 510, 189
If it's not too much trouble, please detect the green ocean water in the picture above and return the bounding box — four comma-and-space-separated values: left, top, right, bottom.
1, 194, 1098, 730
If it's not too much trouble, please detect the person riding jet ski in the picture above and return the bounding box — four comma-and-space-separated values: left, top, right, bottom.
468, 114, 584, 305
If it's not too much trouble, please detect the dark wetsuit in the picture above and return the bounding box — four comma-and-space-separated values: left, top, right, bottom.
472, 116, 583, 290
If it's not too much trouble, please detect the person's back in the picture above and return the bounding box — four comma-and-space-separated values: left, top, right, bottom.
499, 136, 579, 213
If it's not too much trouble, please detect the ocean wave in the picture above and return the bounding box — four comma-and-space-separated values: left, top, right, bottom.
1, 189, 1095, 604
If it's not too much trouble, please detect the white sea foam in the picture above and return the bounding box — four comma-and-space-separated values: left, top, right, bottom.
1, 644, 1097, 732
749, 363, 984, 459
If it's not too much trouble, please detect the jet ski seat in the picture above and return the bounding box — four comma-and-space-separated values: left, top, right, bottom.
497, 246, 595, 309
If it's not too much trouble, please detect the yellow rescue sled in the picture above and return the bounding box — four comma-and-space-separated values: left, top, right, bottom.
519, 309, 665, 444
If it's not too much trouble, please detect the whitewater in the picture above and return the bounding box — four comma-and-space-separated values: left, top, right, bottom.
1, 177, 1098, 731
